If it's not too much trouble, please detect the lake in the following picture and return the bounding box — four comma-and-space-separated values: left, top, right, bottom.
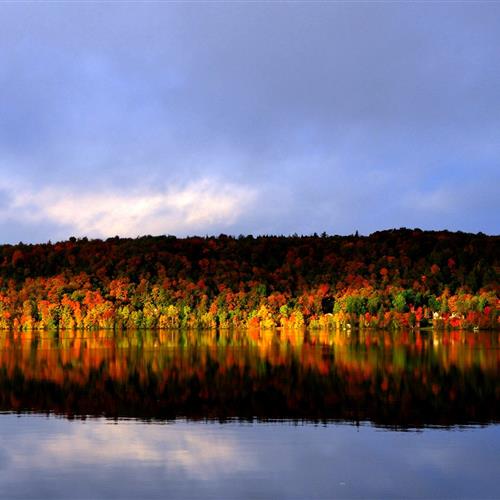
0, 329, 498, 499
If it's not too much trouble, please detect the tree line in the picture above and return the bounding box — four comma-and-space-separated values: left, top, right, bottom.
0, 228, 497, 331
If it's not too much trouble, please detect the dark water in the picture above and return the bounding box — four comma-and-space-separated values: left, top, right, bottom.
0, 329, 498, 499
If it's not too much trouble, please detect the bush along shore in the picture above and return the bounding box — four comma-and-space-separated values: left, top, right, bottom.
0, 229, 497, 331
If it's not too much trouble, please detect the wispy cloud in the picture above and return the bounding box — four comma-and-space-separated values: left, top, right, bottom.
0, 178, 257, 239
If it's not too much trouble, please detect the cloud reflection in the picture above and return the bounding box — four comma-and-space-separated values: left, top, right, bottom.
0, 416, 498, 499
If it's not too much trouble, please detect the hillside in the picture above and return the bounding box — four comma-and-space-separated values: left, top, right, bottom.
0, 229, 498, 330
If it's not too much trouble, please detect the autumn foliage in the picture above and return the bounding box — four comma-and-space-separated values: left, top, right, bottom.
0, 229, 497, 331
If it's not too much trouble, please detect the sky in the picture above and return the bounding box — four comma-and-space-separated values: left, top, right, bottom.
0, 2, 499, 243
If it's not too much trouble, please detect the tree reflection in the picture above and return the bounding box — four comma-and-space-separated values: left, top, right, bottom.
0, 330, 497, 427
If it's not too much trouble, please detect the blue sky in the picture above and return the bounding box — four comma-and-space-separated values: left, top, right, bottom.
0, 2, 499, 242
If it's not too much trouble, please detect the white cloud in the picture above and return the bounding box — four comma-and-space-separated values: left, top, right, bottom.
0, 178, 257, 239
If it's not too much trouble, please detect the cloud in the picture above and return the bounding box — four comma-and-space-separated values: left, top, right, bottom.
0, 178, 257, 240
0, 3, 499, 240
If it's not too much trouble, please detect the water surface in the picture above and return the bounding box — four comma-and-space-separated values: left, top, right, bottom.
0, 329, 498, 498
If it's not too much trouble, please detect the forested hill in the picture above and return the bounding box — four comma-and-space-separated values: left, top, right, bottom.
0, 229, 498, 331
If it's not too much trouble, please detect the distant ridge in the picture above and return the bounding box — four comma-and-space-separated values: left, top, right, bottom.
0, 229, 497, 331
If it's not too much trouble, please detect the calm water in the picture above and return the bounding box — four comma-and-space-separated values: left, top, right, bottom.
0, 329, 498, 499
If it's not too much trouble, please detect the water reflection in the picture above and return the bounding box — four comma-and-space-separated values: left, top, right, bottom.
0, 416, 499, 499
0, 329, 498, 427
